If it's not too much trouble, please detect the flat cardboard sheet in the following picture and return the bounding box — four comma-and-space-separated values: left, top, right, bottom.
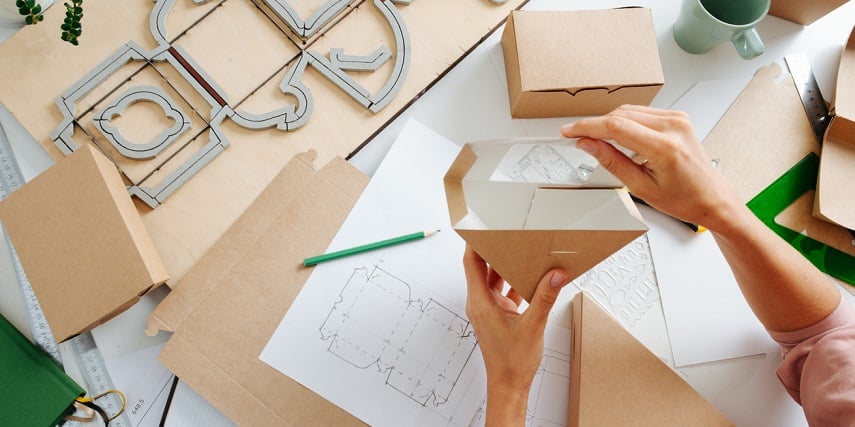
444, 140, 647, 301
816, 26, 855, 230
0, 0, 526, 286
260, 120, 485, 426
0, 145, 168, 343
569, 292, 733, 427
501, 8, 663, 117
148, 152, 368, 426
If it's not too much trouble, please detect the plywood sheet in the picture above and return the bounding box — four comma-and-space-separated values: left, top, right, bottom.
0, 0, 526, 283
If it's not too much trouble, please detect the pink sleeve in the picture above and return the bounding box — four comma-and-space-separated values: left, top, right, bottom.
768, 298, 855, 426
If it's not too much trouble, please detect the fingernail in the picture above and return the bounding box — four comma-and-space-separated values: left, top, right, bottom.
550, 271, 567, 288
560, 124, 574, 134
576, 139, 597, 155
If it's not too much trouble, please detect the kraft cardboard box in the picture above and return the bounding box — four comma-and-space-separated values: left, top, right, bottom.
444, 139, 647, 301
569, 293, 733, 426
0, 145, 168, 343
769, 0, 849, 25
148, 152, 367, 426
501, 8, 664, 118
815, 26, 855, 230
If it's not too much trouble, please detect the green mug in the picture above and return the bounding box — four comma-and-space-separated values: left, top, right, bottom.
673, 0, 769, 60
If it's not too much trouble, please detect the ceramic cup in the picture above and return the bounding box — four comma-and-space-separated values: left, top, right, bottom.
673, 0, 770, 60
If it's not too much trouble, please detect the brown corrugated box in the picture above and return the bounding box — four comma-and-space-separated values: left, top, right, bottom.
0, 145, 168, 343
444, 139, 647, 301
769, 0, 850, 25
568, 292, 733, 426
815, 26, 855, 230
501, 8, 664, 118
147, 152, 367, 426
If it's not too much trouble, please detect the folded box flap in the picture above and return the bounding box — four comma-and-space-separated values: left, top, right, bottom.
816, 25, 855, 230
568, 293, 733, 426
830, 25, 855, 128
457, 227, 645, 302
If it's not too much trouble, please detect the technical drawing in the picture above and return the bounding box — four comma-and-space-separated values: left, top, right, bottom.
525, 349, 571, 427
470, 349, 571, 427
319, 265, 478, 414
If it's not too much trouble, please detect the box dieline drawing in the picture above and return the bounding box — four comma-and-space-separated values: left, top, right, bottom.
444, 139, 648, 301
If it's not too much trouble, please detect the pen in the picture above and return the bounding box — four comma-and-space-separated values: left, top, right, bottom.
629, 194, 707, 233
303, 229, 441, 267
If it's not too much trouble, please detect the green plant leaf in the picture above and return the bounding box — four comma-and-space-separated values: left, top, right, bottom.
32, 4, 41, 14
15, 0, 25, 8
25, 0, 35, 7
24, 15, 33, 24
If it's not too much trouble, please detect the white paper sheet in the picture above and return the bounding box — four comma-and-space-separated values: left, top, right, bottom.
469, 322, 571, 427
641, 205, 773, 366
163, 379, 235, 427
260, 119, 486, 426
103, 343, 174, 427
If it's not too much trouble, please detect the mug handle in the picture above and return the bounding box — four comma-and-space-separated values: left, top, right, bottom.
732, 28, 765, 60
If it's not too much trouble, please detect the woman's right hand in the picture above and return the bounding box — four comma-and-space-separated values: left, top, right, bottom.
560, 104, 742, 233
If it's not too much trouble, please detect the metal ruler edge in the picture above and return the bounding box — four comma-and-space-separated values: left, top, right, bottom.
784, 53, 832, 145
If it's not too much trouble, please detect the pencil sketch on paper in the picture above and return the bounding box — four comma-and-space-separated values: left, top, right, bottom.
470, 348, 571, 427
492, 144, 597, 185
319, 265, 478, 415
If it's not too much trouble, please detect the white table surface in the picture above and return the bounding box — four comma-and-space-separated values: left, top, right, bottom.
1, 1, 854, 425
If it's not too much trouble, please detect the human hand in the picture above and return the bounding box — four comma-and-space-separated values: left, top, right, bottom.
560, 105, 741, 232
463, 246, 568, 425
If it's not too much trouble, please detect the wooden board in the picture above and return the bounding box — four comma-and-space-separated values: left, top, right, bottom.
0, 0, 526, 282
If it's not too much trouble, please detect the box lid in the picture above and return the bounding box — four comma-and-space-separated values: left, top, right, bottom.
511, 8, 664, 93
569, 292, 733, 427
0, 145, 168, 343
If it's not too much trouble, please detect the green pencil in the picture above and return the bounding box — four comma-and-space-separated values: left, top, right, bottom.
303, 229, 440, 267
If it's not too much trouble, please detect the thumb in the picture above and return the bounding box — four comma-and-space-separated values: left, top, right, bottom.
575, 138, 650, 188
524, 269, 568, 324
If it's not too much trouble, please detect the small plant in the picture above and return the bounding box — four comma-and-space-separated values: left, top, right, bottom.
16, 0, 44, 25
17, 0, 84, 46
60, 0, 83, 45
